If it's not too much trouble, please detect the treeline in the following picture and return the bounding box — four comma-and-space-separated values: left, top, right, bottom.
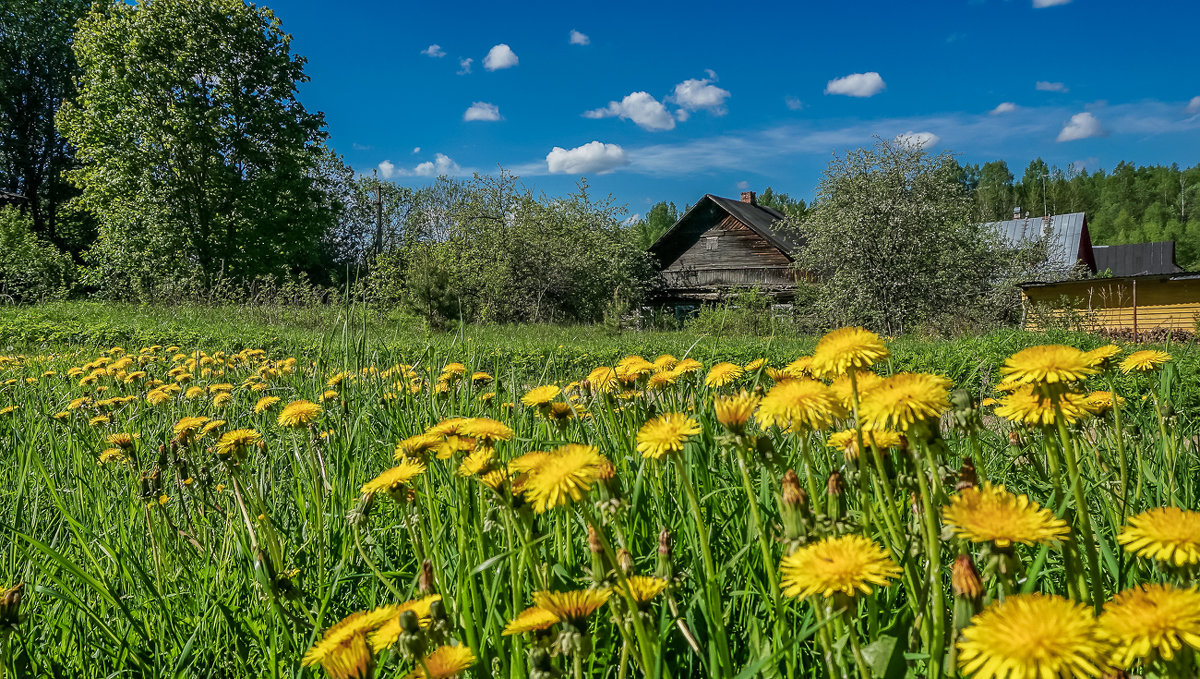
961, 159, 1200, 269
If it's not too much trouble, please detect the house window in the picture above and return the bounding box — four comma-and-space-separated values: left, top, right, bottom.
705, 237, 718, 251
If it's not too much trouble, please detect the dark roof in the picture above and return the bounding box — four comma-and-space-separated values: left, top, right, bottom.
983, 212, 1091, 271
1092, 241, 1183, 277
648, 194, 794, 264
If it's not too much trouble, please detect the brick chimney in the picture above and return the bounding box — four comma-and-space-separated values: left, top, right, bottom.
740, 190, 757, 205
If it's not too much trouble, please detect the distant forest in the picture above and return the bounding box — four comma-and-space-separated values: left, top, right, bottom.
634, 160, 1200, 270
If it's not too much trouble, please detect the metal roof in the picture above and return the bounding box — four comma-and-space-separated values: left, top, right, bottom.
649, 194, 795, 264
1093, 241, 1183, 277
983, 212, 1089, 271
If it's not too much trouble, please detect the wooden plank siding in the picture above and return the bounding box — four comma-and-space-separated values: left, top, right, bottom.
663, 214, 792, 281
1022, 277, 1200, 332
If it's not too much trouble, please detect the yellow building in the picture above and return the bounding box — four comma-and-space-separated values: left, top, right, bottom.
1021, 273, 1200, 333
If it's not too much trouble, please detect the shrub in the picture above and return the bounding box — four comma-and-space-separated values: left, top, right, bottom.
0, 206, 75, 302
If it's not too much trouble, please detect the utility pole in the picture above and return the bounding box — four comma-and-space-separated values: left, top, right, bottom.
373, 170, 383, 255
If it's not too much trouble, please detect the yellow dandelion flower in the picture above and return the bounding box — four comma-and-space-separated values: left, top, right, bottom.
502, 606, 560, 636
440, 363, 467, 378
957, 594, 1105, 679
361, 458, 427, 497
1118, 507, 1200, 567
457, 447, 495, 477
744, 357, 768, 372
704, 362, 744, 388
675, 358, 703, 374
434, 434, 476, 459
216, 429, 262, 457
302, 607, 396, 679
478, 467, 509, 490
326, 371, 350, 387
98, 448, 126, 465
1083, 344, 1122, 368
212, 392, 232, 408
401, 645, 476, 679
809, 326, 890, 379
616, 576, 669, 606
509, 451, 555, 474
200, 420, 225, 435
457, 418, 514, 442
714, 390, 760, 432
1000, 345, 1097, 385
172, 416, 209, 435
993, 385, 1094, 426
522, 444, 606, 513
783, 356, 813, 378
826, 428, 903, 459
427, 417, 469, 437
146, 388, 172, 406
780, 534, 900, 599
652, 354, 678, 370
585, 366, 619, 393
320, 389, 339, 402
471, 371, 492, 384
636, 413, 702, 459
756, 378, 845, 433
616, 355, 655, 381
942, 483, 1069, 547
254, 395, 281, 413
52, 411, 70, 420
858, 373, 952, 432
646, 370, 677, 391
395, 433, 443, 460
532, 589, 612, 623
278, 400, 321, 428
521, 385, 561, 407
829, 371, 885, 410
368, 595, 442, 653
1119, 349, 1171, 374
1084, 390, 1124, 415
1098, 583, 1200, 668
106, 432, 139, 448
184, 386, 206, 399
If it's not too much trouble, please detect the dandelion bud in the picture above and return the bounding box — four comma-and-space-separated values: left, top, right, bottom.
957, 457, 977, 491
780, 469, 809, 539
0, 583, 22, 630
617, 549, 634, 575
951, 554, 983, 602
419, 559, 436, 595
781, 469, 805, 509
397, 609, 425, 658
826, 471, 843, 496
655, 527, 673, 579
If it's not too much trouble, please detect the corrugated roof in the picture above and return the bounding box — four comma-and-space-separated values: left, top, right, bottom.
983, 212, 1089, 271
1093, 241, 1183, 277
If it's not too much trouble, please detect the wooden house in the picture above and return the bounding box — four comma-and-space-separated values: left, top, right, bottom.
648, 191, 798, 307
1021, 272, 1200, 334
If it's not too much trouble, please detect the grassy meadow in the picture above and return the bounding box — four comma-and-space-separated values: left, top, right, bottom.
0, 303, 1198, 678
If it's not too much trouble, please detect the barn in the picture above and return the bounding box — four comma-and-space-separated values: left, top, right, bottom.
648, 191, 798, 309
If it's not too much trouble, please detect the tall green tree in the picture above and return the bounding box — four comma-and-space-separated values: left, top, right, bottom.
631, 200, 679, 249
58, 0, 333, 297
0, 0, 89, 247
757, 186, 807, 218
788, 138, 1031, 334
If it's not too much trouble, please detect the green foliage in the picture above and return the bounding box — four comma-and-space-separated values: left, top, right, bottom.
57, 0, 334, 298
756, 186, 807, 218
0, 0, 91, 249
686, 286, 794, 337
630, 200, 680, 249
789, 138, 1035, 335
0, 206, 74, 302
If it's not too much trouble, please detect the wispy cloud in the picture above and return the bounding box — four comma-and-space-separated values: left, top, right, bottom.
990, 102, 1017, 115
421, 44, 445, 58
1187, 96, 1200, 115
457, 58, 473, 75
381, 154, 470, 178
785, 96, 805, 111
1036, 81, 1068, 92
569, 29, 589, 46
1033, 0, 1071, 7
463, 102, 501, 122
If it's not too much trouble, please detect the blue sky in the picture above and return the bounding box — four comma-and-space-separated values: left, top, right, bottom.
269, 0, 1200, 219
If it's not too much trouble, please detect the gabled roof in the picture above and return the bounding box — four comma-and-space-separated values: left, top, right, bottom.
648, 194, 793, 266
983, 212, 1093, 272
1093, 241, 1183, 277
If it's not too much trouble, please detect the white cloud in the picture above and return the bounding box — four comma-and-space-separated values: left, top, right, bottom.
412, 146, 421, 154
351, 142, 372, 151
990, 102, 1017, 115
483, 44, 518, 71
378, 160, 396, 179
1033, 0, 1071, 7
824, 72, 886, 97
412, 153, 463, 177
736, 180, 750, 190
421, 44, 445, 58
569, 29, 589, 45
583, 92, 675, 131
895, 130, 940, 148
1036, 81, 1068, 92
546, 141, 629, 174
670, 76, 731, 115
457, 58, 472, 75
785, 96, 805, 111
463, 102, 501, 122
1057, 112, 1104, 141
1187, 96, 1200, 115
